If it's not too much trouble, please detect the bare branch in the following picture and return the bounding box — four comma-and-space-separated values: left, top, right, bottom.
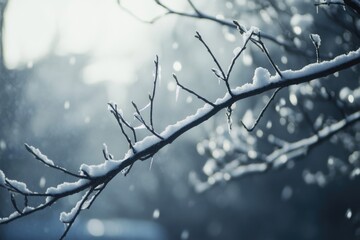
195, 31, 226, 80
226, 30, 254, 81
108, 103, 137, 153
186, 0, 201, 15
117, 0, 170, 24
132, 101, 164, 140
241, 87, 282, 132
150, 55, 160, 130
172, 73, 215, 106
257, 33, 283, 78
24, 144, 88, 179
10, 194, 22, 215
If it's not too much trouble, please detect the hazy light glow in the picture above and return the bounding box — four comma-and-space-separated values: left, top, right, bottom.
4, 0, 175, 85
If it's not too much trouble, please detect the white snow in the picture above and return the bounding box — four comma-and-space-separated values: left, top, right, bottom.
60, 194, 87, 223
310, 34, 321, 47
22, 206, 35, 213
46, 196, 54, 203
252, 67, 271, 87
46, 179, 88, 195
7, 179, 32, 194
211, 68, 223, 78
80, 160, 122, 178
133, 135, 158, 151
28, 145, 55, 166
134, 124, 146, 130
233, 47, 241, 56
0, 211, 20, 223
82, 194, 96, 210
249, 26, 260, 34
161, 103, 214, 139
242, 26, 259, 42
280, 48, 360, 80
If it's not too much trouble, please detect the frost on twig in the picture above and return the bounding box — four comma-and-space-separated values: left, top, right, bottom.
310, 34, 321, 63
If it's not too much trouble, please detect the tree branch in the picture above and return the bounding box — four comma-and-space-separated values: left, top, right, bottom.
1, 38, 359, 238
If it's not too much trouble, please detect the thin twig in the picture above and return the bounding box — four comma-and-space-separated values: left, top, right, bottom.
195, 32, 226, 80
117, 0, 170, 23
24, 144, 88, 179
132, 102, 164, 140
150, 55, 160, 130
257, 33, 283, 78
186, 0, 201, 15
241, 87, 282, 131
226, 31, 254, 81
172, 73, 215, 106
59, 188, 94, 240
85, 182, 109, 210
108, 103, 137, 153
109, 103, 137, 140
10, 194, 22, 215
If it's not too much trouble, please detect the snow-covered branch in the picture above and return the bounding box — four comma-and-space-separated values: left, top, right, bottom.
1, 2, 360, 235
1, 42, 359, 237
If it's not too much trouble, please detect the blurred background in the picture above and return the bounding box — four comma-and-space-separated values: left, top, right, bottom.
0, 0, 360, 239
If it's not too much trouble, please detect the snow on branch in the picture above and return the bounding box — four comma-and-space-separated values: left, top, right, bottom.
0, 24, 359, 238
